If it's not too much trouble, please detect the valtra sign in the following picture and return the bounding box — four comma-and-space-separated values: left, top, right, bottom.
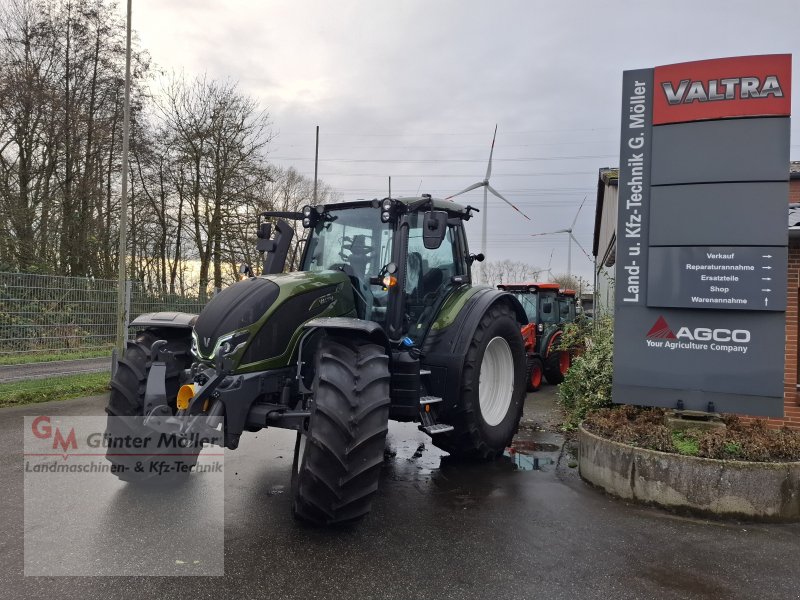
614, 53, 790, 417
652, 54, 791, 125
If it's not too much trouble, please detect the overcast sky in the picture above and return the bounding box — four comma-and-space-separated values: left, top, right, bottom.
134, 0, 800, 283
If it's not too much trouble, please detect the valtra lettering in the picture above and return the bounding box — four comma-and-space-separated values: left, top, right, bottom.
661, 75, 783, 105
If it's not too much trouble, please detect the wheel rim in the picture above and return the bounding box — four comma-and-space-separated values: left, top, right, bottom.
559, 352, 570, 375
531, 363, 542, 388
479, 336, 515, 426
294, 433, 307, 476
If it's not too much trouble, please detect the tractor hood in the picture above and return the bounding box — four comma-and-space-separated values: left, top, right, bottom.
194, 277, 280, 358
193, 270, 353, 365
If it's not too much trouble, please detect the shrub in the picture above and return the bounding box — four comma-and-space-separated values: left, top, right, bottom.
558, 315, 614, 429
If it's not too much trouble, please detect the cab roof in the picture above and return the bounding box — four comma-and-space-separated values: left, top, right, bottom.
321, 196, 470, 216
497, 282, 560, 292
560, 289, 577, 297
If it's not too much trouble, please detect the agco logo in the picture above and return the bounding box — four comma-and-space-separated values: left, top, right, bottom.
645, 317, 751, 355
661, 75, 784, 105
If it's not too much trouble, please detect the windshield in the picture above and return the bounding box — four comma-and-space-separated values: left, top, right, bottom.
301, 206, 392, 322
512, 292, 537, 324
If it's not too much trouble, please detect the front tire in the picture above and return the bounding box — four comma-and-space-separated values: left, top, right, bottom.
105, 329, 197, 483
292, 336, 390, 525
432, 303, 526, 459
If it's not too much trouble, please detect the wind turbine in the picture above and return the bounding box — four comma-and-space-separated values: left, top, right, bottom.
446, 125, 531, 281
540, 249, 555, 280
530, 196, 591, 281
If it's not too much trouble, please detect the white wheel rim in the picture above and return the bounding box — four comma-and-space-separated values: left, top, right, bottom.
478, 336, 515, 427
295, 434, 307, 474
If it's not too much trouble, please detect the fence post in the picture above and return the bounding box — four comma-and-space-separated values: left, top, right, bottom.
124, 280, 133, 339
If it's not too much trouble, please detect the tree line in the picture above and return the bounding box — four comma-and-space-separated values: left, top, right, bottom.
0, 0, 333, 299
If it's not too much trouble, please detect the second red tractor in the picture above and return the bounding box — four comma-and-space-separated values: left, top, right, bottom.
497, 283, 576, 391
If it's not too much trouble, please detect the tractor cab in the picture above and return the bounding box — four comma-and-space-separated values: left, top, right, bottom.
557, 288, 577, 324
298, 196, 476, 343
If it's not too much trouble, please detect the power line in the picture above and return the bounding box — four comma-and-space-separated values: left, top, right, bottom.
269, 154, 615, 163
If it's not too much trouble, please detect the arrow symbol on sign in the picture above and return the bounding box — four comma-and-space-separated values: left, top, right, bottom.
762, 266, 772, 270
762, 289, 772, 292
765, 297, 769, 306
762, 277, 772, 281
762, 254, 773, 258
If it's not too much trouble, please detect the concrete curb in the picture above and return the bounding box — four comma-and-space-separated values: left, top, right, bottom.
578, 425, 800, 520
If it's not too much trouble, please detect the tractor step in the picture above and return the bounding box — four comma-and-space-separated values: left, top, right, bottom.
420, 423, 454, 435
419, 395, 442, 406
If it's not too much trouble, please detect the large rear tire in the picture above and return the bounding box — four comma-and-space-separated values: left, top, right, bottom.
526, 356, 544, 393
105, 329, 197, 483
432, 303, 526, 459
291, 336, 390, 525
544, 332, 570, 385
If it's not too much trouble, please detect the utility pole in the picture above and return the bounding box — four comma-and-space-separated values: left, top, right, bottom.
115, 0, 132, 358
312, 125, 319, 204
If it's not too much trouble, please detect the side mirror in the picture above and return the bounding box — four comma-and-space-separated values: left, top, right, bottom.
422, 210, 448, 250
467, 253, 485, 264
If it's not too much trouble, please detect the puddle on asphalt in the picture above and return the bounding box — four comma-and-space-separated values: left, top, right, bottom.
384, 423, 563, 479
503, 448, 556, 471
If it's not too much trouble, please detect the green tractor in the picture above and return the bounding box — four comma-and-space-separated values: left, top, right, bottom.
106, 196, 528, 525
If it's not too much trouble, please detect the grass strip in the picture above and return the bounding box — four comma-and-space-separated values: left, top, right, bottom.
0, 372, 110, 408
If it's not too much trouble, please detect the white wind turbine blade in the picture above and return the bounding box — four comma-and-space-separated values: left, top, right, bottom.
487, 183, 531, 221
446, 180, 485, 200
569, 232, 593, 262
485, 124, 497, 181
530, 228, 569, 237
570, 195, 588, 230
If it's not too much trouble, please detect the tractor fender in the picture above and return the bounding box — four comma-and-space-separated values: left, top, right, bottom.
301, 317, 391, 353
421, 287, 527, 411
541, 328, 563, 359
297, 318, 391, 394
130, 311, 198, 331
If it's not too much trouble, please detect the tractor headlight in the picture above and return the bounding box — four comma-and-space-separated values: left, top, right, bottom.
381, 211, 391, 223
381, 198, 392, 212
302, 217, 312, 228
302, 205, 312, 217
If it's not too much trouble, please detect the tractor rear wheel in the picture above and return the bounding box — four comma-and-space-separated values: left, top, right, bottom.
291, 336, 390, 525
432, 303, 526, 459
105, 329, 197, 483
544, 349, 570, 385
526, 356, 544, 392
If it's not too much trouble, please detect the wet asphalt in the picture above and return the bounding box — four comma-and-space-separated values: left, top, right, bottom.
0, 357, 109, 383
2, 386, 800, 599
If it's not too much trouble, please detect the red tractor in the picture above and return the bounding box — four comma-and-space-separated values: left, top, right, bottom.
496, 283, 575, 391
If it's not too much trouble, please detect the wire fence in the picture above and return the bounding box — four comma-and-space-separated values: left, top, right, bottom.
0, 272, 207, 391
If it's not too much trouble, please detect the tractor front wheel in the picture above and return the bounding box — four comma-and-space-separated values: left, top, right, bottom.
291, 336, 390, 525
105, 328, 198, 483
